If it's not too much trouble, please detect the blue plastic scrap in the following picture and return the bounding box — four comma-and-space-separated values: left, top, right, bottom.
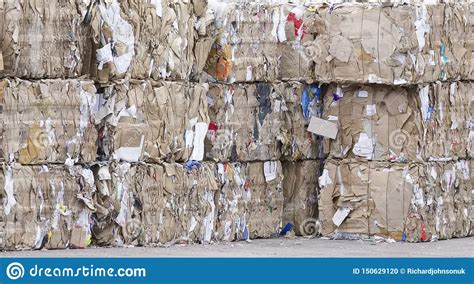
243, 227, 250, 241
301, 83, 323, 120
280, 223, 294, 235
185, 160, 201, 172
440, 43, 448, 65
332, 92, 342, 102
427, 106, 434, 121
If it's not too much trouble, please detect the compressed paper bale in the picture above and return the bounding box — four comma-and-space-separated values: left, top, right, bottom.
318, 159, 472, 242
321, 84, 423, 162
0, 0, 93, 78
97, 80, 210, 163
247, 161, 283, 239
308, 3, 472, 84
1, 79, 98, 165
202, 2, 313, 83
92, 162, 188, 246
205, 83, 285, 162
280, 82, 322, 161
0, 169, 4, 247
94, 161, 284, 246
185, 162, 219, 243
450, 161, 472, 238
92, 162, 218, 246
0, 164, 95, 251
0, 82, 6, 163
282, 160, 319, 236
214, 161, 283, 241
409, 161, 471, 241
318, 160, 371, 237
320, 82, 472, 162
205, 82, 322, 163
419, 82, 473, 161
91, 162, 137, 246
319, 160, 417, 239
91, 0, 200, 82
214, 162, 250, 241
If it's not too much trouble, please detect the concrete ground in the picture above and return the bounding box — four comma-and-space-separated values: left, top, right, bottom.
2, 237, 473, 258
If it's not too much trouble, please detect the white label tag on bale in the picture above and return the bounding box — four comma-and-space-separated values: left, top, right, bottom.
357, 90, 369, 98
307, 116, 338, 139
366, 104, 377, 116
332, 207, 351, 227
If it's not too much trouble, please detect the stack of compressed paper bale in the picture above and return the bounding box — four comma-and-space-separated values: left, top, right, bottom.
0, 0, 99, 250
0, 0, 472, 251
309, 2, 473, 241
88, 0, 294, 246
202, 1, 473, 242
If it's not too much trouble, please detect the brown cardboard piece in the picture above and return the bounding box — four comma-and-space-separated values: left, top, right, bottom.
307, 117, 338, 139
